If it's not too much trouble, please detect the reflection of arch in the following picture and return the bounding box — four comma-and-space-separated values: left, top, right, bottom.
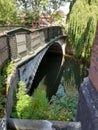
28, 42, 63, 96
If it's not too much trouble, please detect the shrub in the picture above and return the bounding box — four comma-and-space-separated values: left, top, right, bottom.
31, 87, 49, 119
47, 94, 78, 121
0, 61, 16, 117
12, 81, 33, 119
68, 0, 98, 59
11, 81, 49, 119
11, 81, 78, 121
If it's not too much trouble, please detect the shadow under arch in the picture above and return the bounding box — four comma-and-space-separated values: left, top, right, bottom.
28, 42, 64, 100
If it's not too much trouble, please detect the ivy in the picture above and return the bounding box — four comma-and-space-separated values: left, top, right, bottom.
68, 0, 98, 60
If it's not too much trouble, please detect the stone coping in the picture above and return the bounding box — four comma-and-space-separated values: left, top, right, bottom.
7, 118, 81, 130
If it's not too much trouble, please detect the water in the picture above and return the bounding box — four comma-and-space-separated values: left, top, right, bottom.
62, 56, 89, 96
29, 52, 89, 99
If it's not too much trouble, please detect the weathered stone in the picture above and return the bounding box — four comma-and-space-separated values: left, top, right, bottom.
0, 35, 9, 67
0, 116, 7, 130
7, 118, 52, 130
7, 118, 81, 130
77, 77, 98, 130
6, 70, 18, 118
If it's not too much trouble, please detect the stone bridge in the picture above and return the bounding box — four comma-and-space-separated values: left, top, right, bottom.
0, 26, 67, 130
8, 27, 65, 91
1, 24, 98, 130
0, 26, 66, 92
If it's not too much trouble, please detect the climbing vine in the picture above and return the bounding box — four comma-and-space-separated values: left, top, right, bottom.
68, 0, 98, 60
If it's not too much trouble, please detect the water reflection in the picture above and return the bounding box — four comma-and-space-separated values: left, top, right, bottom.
62, 57, 89, 95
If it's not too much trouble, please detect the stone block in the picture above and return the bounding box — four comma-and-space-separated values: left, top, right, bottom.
7, 118, 52, 130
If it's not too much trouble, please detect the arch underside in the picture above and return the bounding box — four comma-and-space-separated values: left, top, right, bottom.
18, 41, 63, 92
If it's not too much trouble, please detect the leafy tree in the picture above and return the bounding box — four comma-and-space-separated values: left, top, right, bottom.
17, 0, 49, 24
68, 0, 98, 60
17, 0, 70, 25
0, 0, 20, 25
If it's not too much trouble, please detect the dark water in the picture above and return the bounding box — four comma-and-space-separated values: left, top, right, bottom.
29, 52, 89, 99
62, 57, 89, 96
29, 52, 64, 99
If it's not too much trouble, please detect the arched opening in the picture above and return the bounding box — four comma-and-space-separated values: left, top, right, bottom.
46, 42, 63, 55
28, 42, 64, 99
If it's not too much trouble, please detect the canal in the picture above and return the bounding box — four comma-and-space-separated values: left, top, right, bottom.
29, 51, 89, 99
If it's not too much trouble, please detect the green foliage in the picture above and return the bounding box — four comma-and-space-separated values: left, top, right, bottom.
11, 81, 78, 121
47, 94, 78, 121
0, 0, 20, 25
68, 0, 98, 60
14, 81, 33, 119
17, 0, 49, 22
11, 81, 49, 119
0, 61, 16, 117
17, 0, 69, 24
31, 87, 49, 119
3, 61, 16, 76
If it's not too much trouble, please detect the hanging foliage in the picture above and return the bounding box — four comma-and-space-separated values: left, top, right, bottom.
68, 0, 98, 60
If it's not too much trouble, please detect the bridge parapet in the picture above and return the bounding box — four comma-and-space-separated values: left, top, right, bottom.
0, 26, 64, 64
0, 34, 9, 68
0, 26, 66, 99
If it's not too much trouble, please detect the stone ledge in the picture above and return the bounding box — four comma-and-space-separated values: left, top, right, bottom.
7, 118, 81, 130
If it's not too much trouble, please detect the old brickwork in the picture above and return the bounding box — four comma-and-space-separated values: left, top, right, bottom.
89, 23, 98, 91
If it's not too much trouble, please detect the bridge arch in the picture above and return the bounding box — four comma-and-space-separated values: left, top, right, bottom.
18, 41, 64, 93
46, 41, 63, 55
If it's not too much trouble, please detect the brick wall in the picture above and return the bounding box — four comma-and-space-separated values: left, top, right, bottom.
89, 23, 98, 91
